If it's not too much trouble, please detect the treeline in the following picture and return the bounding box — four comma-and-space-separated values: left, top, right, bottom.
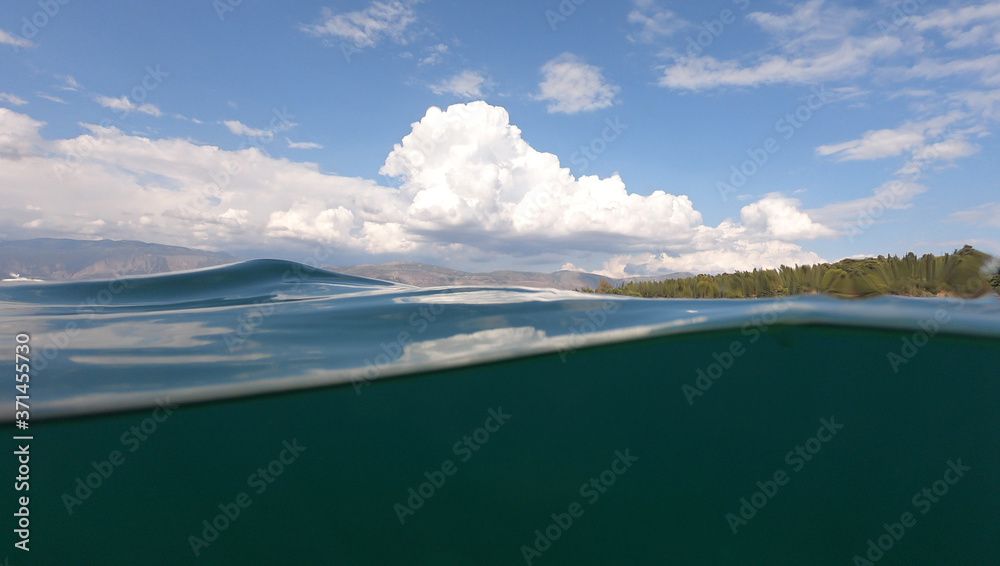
583, 246, 1000, 299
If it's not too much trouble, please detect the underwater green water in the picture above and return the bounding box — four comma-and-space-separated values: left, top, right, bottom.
1, 261, 998, 564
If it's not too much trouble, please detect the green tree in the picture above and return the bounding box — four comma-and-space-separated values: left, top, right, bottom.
586, 246, 997, 299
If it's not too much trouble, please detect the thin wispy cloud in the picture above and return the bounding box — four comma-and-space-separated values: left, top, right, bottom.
948, 202, 1000, 228
627, 0, 688, 43
174, 114, 203, 124
58, 76, 81, 92
94, 95, 162, 117
36, 93, 67, 104
0, 93, 28, 106
430, 71, 487, 98
419, 43, 449, 66
301, 1, 419, 47
747, 0, 825, 34
0, 29, 33, 48
287, 138, 323, 149
661, 36, 901, 90
223, 120, 269, 137
659, 0, 902, 90
816, 113, 967, 162
910, 2, 1000, 49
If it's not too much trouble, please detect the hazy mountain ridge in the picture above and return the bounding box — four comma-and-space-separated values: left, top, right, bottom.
0, 239, 693, 289
328, 261, 693, 290
0, 239, 236, 280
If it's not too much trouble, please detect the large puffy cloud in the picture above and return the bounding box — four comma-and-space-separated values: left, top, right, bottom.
0, 103, 839, 274
600, 242, 826, 278
0, 109, 45, 159
740, 195, 837, 240
0, 108, 399, 251
379, 101, 702, 251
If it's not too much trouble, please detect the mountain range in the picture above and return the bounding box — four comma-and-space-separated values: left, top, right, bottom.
0, 239, 690, 289
329, 261, 691, 290
0, 239, 236, 281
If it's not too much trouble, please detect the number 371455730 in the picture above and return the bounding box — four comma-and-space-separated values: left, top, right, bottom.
15, 333, 30, 413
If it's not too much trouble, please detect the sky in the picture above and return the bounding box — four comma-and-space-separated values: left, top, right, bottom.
0, 0, 998, 276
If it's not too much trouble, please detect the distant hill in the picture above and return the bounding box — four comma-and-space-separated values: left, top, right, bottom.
585, 246, 1000, 299
0, 238, 691, 289
0, 239, 236, 280
328, 261, 692, 290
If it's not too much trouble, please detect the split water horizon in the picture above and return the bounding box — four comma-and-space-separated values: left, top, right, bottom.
2, 260, 998, 564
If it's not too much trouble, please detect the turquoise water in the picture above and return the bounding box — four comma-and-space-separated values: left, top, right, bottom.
2, 261, 999, 564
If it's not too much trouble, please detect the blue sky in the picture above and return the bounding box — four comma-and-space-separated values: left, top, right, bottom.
1, 0, 998, 275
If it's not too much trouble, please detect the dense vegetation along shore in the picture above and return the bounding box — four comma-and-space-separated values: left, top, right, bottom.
582, 246, 1000, 299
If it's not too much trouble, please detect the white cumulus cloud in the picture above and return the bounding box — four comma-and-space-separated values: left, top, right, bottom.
534, 54, 620, 114
740, 195, 838, 240
0, 103, 843, 274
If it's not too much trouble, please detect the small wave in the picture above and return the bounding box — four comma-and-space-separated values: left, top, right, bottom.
1, 261, 998, 421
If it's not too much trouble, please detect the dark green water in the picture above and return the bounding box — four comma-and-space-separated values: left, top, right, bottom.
2, 261, 998, 564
